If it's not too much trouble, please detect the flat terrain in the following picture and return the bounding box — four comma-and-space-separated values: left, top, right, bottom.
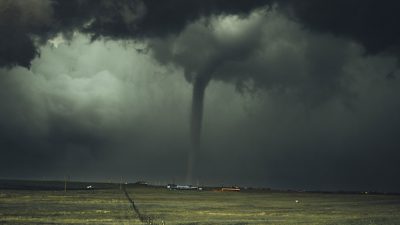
1, 182, 400, 224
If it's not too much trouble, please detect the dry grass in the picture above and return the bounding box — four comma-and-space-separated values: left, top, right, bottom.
1, 186, 400, 224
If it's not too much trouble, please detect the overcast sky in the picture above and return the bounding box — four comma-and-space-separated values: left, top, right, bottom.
1, 0, 400, 192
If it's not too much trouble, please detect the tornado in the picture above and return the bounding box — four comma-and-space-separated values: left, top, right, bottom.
186, 75, 210, 184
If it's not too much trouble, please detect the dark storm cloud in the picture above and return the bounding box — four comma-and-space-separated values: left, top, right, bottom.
285, 0, 400, 56
2, 0, 400, 69
0, 0, 271, 68
0, 0, 53, 68
55, 0, 271, 38
150, 9, 362, 105
1, 0, 400, 192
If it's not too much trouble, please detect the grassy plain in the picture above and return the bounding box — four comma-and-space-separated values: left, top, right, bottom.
1, 181, 400, 224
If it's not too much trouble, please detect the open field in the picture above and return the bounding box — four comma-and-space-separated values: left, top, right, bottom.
1, 181, 400, 224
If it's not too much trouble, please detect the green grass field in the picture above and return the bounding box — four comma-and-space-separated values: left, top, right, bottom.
1, 182, 400, 224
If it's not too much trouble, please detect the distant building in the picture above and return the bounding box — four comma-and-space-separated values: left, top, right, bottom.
221, 187, 240, 192
134, 181, 148, 186
166, 184, 201, 190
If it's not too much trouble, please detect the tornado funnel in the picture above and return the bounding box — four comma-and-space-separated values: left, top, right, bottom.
186, 76, 209, 184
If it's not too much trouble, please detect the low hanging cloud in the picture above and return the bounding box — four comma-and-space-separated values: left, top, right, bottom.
0, 35, 192, 179
150, 8, 364, 105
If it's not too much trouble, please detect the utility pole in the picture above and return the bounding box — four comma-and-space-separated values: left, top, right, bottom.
64, 175, 67, 193
120, 176, 122, 190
